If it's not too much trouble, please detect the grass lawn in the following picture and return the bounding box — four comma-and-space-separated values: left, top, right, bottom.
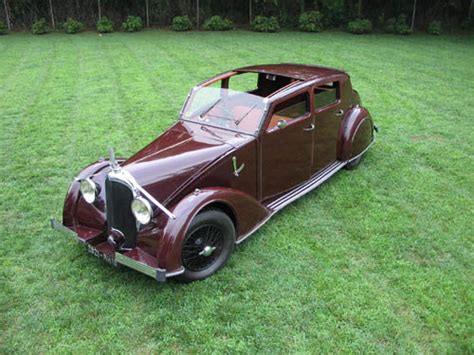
1, 30, 473, 353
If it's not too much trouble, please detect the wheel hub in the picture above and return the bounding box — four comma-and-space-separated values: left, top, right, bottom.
199, 245, 216, 257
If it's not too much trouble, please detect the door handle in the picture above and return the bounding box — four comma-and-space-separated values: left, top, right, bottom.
335, 109, 344, 116
303, 123, 315, 131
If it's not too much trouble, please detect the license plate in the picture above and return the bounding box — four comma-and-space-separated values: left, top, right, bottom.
87, 244, 116, 266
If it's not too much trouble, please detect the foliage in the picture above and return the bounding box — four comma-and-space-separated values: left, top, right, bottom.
203, 16, 234, 31
427, 20, 441, 35
461, 18, 474, 30
298, 11, 324, 32
0, 31, 472, 354
96, 17, 114, 33
171, 15, 192, 31
32, 18, 49, 35
385, 14, 412, 35
0, 21, 7, 35
121, 16, 143, 32
347, 18, 373, 34
63, 18, 84, 34
252, 16, 280, 32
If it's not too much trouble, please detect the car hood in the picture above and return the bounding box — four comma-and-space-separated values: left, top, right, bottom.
121, 121, 248, 203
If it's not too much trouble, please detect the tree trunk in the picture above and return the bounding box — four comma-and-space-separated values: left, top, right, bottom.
358, 0, 362, 17
411, 0, 417, 31
249, 0, 252, 26
196, 0, 199, 29
469, 0, 473, 20
145, 0, 149, 27
97, 0, 101, 20
3, 0, 11, 30
48, 0, 55, 29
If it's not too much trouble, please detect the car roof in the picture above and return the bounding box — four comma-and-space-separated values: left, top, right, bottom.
235, 63, 346, 81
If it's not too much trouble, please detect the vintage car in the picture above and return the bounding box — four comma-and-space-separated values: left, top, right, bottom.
51, 64, 376, 282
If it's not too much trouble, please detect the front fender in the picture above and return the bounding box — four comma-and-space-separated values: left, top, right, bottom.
157, 187, 268, 272
337, 106, 374, 161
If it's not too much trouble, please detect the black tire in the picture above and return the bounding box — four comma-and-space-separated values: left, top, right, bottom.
345, 155, 362, 170
176, 209, 235, 282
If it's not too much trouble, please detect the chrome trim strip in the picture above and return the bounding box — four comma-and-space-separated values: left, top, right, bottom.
50, 218, 84, 243
268, 161, 345, 211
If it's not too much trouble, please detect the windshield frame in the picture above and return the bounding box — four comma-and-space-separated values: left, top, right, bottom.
179, 85, 270, 137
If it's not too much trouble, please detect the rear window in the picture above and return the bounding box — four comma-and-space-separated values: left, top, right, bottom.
314, 82, 340, 109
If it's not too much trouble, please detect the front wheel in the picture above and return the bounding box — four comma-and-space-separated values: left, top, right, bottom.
176, 209, 235, 282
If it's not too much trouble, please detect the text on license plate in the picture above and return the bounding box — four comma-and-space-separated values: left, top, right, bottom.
87, 244, 116, 266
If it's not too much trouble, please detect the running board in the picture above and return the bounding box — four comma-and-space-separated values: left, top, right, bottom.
267, 161, 346, 212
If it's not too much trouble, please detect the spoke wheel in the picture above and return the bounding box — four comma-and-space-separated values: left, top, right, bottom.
182, 224, 224, 272
177, 209, 235, 282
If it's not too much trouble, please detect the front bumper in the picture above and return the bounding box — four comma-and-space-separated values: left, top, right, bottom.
50, 218, 168, 282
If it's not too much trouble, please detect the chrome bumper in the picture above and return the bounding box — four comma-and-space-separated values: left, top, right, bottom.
50, 218, 169, 282
50, 218, 84, 243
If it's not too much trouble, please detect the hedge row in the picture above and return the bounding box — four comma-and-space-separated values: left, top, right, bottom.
0, 13, 453, 36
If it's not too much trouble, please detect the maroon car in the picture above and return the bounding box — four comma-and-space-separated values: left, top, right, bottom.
51, 64, 376, 282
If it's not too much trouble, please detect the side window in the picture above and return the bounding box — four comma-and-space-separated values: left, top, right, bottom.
314, 82, 340, 109
267, 93, 309, 131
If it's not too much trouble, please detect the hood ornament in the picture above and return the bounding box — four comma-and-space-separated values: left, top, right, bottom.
109, 147, 121, 172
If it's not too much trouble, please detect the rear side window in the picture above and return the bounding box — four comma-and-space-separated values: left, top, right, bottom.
314, 82, 340, 109
267, 93, 309, 130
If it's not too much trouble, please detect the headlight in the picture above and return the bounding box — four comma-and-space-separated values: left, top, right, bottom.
131, 197, 153, 225
80, 178, 97, 204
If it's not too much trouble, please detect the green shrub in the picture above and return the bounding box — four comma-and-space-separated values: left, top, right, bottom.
252, 16, 280, 32
121, 16, 143, 32
384, 17, 396, 33
32, 18, 49, 35
171, 15, 192, 31
96, 16, 114, 33
298, 11, 323, 32
427, 20, 441, 35
347, 18, 372, 34
63, 18, 84, 34
203, 15, 233, 31
0, 21, 7, 35
385, 14, 412, 35
461, 18, 474, 30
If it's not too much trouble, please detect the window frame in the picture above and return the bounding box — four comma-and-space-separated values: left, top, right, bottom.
313, 81, 341, 112
264, 90, 312, 133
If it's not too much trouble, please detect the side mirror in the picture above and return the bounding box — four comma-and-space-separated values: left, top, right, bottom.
277, 119, 287, 129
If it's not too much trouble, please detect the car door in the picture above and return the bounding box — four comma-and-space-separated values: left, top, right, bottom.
312, 81, 344, 173
260, 91, 314, 200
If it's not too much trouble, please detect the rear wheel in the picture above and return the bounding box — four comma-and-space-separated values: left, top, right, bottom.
345, 155, 362, 170
176, 209, 235, 282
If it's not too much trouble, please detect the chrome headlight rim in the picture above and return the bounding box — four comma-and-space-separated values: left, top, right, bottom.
79, 178, 97, 204
131, 196, 153, 225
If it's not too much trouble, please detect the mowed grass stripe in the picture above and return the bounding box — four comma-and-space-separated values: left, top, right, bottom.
0, 31, 472, 353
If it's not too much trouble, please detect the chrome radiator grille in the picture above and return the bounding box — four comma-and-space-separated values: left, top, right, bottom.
105, 178, 137, 249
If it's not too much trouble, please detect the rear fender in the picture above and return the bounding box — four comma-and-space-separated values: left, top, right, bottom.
337, 106, 374, 161
157, 187, 268, 272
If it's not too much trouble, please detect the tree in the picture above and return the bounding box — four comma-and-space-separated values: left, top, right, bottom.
411, 0, 417, 31
97, 0, 101, 21
469, 0, 473, 20
249, 0, 252, 25
48, 0, 55, 29
145, 0, 150, 27
196, 0, 199, 29
3, 0, 11, 30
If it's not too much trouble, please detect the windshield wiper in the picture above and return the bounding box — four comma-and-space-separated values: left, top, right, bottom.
234, 104, 257, 126
199, 98, 222, 119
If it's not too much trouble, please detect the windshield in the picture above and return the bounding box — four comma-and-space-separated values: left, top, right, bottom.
181, 87, 267, 135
